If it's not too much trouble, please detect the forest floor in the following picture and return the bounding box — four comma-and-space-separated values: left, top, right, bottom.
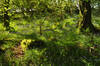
0, 16, 100, 66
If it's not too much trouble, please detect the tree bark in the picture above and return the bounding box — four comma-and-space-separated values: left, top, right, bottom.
78, 0, 95, 33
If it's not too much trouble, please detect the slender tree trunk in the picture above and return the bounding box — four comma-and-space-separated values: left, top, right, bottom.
78, 0, 95, 33
4, 0, 10, 30
40, 25, 42, 35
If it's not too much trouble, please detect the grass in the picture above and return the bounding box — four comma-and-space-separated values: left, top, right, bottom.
0, 15, 100, 66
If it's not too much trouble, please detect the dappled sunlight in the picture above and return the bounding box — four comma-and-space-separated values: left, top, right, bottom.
0, 0, 100, 66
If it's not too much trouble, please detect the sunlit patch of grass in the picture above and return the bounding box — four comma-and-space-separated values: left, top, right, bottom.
0, 23, 5, 31
0, 31, 9, 40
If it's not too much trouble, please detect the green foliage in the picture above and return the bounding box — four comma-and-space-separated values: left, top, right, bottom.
21, 39, 32, 51
0, 0, 100, 66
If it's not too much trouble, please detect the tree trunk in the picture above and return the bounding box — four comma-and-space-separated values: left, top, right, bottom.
78, 0, 95, 33
4, 0, 10, 30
